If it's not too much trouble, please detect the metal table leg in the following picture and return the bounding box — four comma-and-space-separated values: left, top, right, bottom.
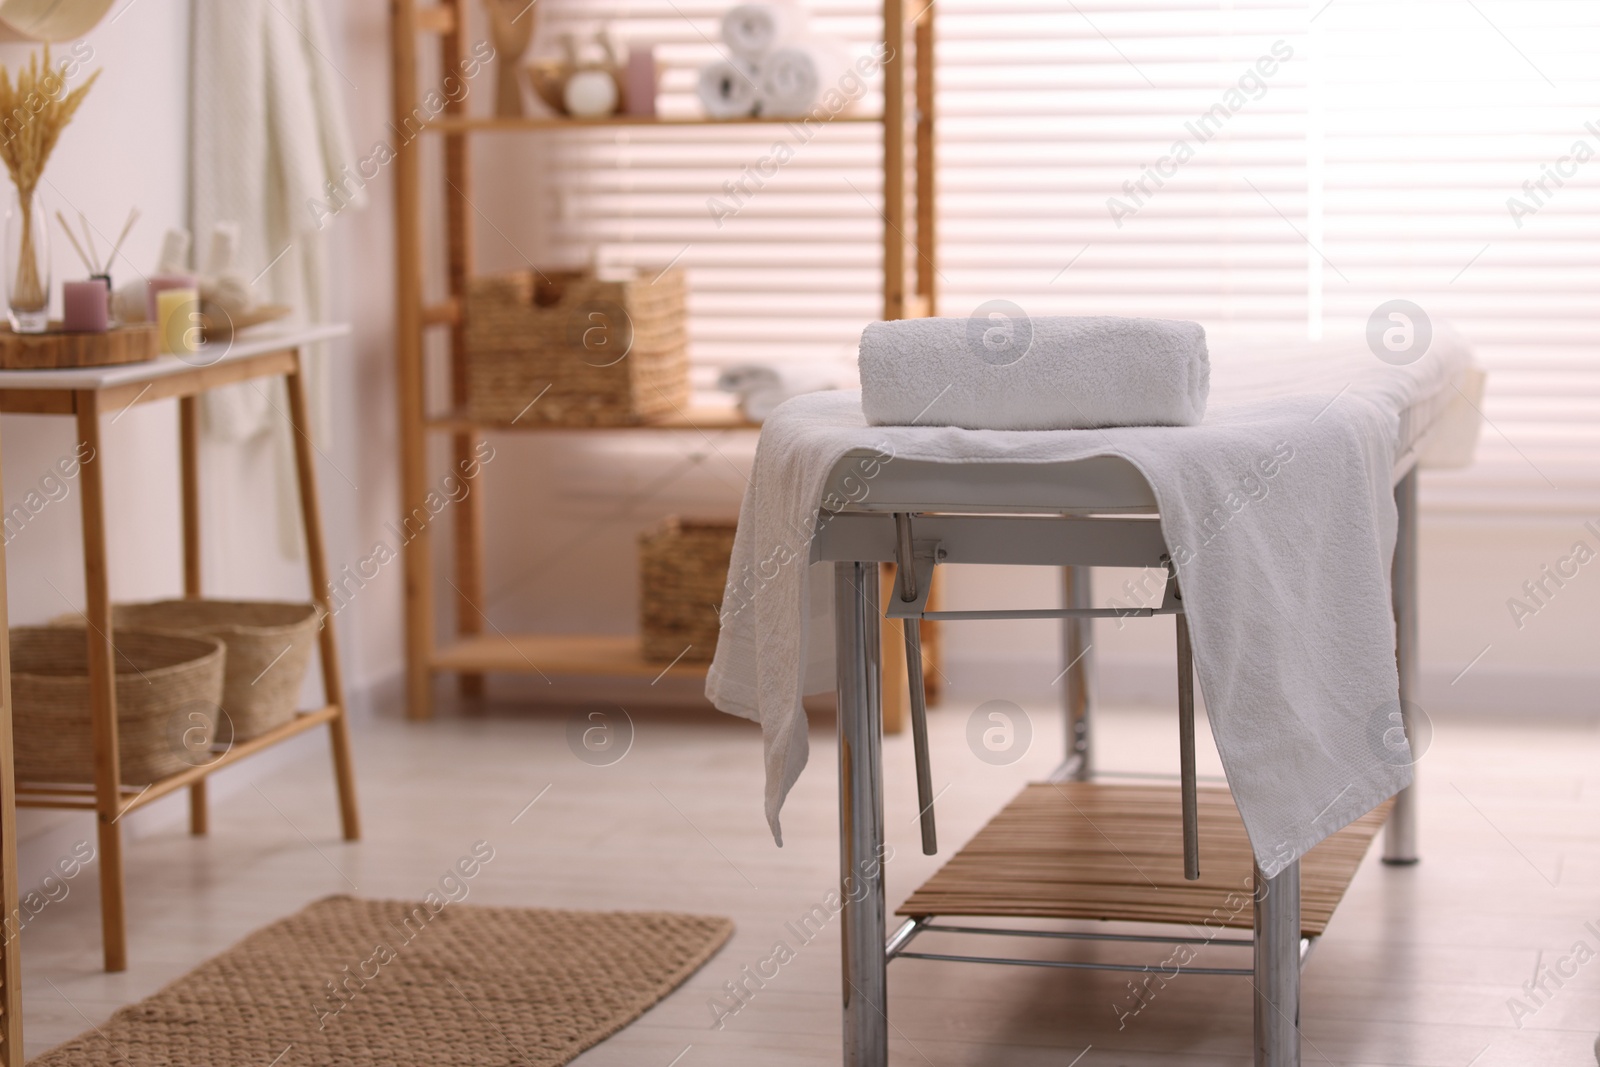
836, 561, 888, 1067
1254, 860, 1301, 1066
1062, 565, 1093, 780
1384, 468, 1419, 864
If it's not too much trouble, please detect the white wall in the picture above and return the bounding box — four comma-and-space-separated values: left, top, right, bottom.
1, 7, 191, 626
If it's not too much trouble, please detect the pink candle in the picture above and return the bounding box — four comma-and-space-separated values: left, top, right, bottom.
63, 279, 110, 333
147, 273, 198, 321
625, 47, 657, 117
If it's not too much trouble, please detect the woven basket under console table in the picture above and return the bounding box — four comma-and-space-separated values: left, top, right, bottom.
464, 267, 689, 426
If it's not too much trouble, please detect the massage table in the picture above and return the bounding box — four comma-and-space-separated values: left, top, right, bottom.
712, 333, 1485, 1066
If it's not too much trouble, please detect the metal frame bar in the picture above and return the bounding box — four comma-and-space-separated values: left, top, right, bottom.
1384, 468, 1420, 864
836, 561, 888, 1067
1254, 861, 1303, 1063
914, 922, 1256, 948
883, 919, 1314, 981
893, 515, 938, 855
1177, 613, 1200, 881
1061, 565, 1093, 780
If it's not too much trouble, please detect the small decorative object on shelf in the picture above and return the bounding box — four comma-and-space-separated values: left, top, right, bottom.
464, 265, 689, 425
59, 205, 139, 326
0, 45, 98, 332
624, 46, 658, 117
195, 220, 290, 339
2, 189, 48, 332
484, 0, 536, 117
0, 321, 156, 368
525, 31, 627, 118
639, 518, 739, 663
61, 277, 108, 332
156, 283, 200, 356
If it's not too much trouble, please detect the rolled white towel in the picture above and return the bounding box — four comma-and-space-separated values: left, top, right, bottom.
859, 314, 1210, 430
757, 40, 851, 119
718, 361, 844, 422
697, 58, 762, 119
722, 2, 807, 63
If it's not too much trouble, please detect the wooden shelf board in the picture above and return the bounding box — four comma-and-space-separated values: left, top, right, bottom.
424, 406, 757, 433
900, 782, 1391, 938
16, 706, 341, 814
429, 114, 883, 135
432, 632, 712, 680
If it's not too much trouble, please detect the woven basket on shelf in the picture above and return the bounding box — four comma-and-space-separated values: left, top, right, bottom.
111, 600, 319, 741
464, 267, 690, 426
638, 517, 738, 663
12, 627, 225, 785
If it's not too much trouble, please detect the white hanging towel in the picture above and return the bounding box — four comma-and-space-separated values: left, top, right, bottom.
190, 0, 363, 556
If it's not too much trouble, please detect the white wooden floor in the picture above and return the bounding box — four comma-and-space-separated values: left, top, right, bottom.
17, 692, 1600, 1065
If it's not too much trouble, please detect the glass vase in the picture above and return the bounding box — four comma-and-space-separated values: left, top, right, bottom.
6, 188, 50, 333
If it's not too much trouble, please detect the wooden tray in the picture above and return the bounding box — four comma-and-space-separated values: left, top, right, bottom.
0, 323, 158, 370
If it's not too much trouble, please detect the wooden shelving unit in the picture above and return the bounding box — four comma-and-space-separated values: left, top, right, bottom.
390, 0, 936, 724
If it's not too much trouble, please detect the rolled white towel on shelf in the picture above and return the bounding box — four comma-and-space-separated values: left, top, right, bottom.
697, 57, 762, 119
757, 40, 851, 118
859, 315, 1210, 431
718, 362, 845, 422
722, 2, 807, 63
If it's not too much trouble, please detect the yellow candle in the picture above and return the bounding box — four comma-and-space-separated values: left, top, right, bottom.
156, 287, 201, 356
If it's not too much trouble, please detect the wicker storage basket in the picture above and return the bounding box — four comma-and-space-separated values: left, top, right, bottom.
111, 600, 319, 741
12, 627, 225, 785
464, 267, 690, 426
639, 517, 738, 663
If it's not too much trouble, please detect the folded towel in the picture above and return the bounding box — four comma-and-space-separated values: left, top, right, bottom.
718, 361, 845, 422
722, 2, 807, 62
758, 41, 849, 118
859, 314, 1211, 431
697, 58, 762, 118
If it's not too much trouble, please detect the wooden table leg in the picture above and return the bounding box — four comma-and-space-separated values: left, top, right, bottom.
285, 355, 361, 841
77, 390, 128, 972
0, 430, 24, 1058
179, 396, 208, 837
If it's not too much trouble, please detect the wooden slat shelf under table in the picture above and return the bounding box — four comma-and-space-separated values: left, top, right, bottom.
899, 782, 1390, 938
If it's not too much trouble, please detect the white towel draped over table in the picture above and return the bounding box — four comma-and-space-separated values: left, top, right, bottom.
707, 331, 1476, 878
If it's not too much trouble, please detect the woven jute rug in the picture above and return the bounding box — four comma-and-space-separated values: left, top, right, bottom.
32, 896, 733, 1066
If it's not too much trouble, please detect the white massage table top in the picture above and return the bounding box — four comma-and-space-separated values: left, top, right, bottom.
822, 338, 1484, 516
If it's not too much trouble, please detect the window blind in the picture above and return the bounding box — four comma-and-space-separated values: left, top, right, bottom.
487, 0, 1600, 515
